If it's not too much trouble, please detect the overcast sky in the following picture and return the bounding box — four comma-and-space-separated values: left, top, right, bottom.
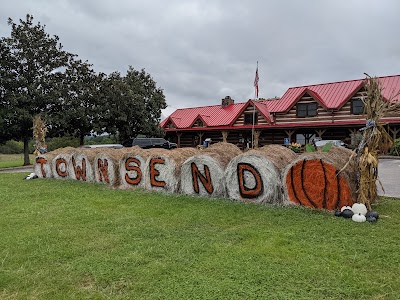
1, 0, 400, 119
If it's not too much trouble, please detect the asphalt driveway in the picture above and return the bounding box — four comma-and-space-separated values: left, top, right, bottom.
377, 158, 400, 198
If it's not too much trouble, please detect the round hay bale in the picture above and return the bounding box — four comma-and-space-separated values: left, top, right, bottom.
67, 149, 97, 182
93, 148, 126, 187
119, 148, 150, 189
259, 144, 298, 170
51, 151, 76, 180
143, 148, 199, 193
282, 147, 357, 210
35, 147, 79, 178
180, 142, 242, 197
34, 153, 57, 178
47, 146, 77, 156
224, 149, 284, 204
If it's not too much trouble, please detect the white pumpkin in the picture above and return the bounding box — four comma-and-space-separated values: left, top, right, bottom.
352, 203, 368, 216
341, 205, 352, 212
352, 213, 366, 223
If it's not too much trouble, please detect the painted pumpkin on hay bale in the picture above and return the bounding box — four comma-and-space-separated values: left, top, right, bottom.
283, 146, 357, 210
181, 142, 242, 198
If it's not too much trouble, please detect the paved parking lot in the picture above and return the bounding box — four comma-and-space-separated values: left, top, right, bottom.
377, 158, 400, 198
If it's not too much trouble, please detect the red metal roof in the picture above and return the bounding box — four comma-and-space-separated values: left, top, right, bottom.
161, 75, 400, 130
268, 75, 400, 112
161, 102, 247, 129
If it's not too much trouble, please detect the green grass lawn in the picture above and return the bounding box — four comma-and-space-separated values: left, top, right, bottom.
0, 173, 399, 299
0, 154, 34, 168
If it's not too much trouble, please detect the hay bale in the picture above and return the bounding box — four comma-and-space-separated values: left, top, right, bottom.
34, 153, 57, 178
119, 147, 150, 189
282, 146, 357, 210
260, 144, 298, 170
224, 149, 286, 204
51, 153, 75, 180
94, 148, 126, 187
180, 143, 242, 197
67, 149, 97, 182
34, 147, 80, 178
143, 148, 199, 193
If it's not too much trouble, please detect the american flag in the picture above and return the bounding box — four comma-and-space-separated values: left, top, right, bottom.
254, 64, 259, 98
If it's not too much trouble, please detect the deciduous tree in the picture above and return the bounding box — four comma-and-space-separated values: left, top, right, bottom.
0, 14, 72, 164
100, 66, 166, 142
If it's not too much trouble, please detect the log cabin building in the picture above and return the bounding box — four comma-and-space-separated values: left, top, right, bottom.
160, 75, 400, 150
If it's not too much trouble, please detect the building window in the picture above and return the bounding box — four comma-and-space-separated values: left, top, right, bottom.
351, 98, 364, 115
244, 113, 258, 125
297, 103, 318, 117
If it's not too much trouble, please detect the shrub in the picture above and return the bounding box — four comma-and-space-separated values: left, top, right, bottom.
390, 138, 400, 156
46, 136, 80, 151
0, 140, 24, 154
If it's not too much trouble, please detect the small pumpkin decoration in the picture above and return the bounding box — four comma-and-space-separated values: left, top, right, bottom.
341, 209, 354, 219
366, 211, 379, 220
341, 205, 352, 212
366, 215, 377, 223
334, 210, 342, 217
352, 203, 368, 216
352, 213, 366, 223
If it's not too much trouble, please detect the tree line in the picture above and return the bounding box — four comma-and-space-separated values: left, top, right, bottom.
0, 14, 166, 165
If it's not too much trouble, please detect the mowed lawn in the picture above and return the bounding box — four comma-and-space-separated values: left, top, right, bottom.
0, 154, 35, 168
0, 173, 399, 299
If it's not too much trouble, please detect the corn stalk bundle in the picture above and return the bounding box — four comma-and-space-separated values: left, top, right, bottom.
357, 75, 400, 209
32, 115, 47, 156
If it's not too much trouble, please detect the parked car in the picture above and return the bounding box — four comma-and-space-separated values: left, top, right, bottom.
80, 144, 124, 149
132, 137, 177, 149
314, 140, 348, 148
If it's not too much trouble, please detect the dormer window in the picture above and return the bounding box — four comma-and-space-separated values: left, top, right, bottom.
351, 98, 364, 115
297, 103, 317, 117
244, 113, 258, 125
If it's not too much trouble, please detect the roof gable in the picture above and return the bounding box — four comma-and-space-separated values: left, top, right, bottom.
161, 102, 247, 129
189, 114, 208, 128
160, 116, 178, 129
230, 100, 272, 126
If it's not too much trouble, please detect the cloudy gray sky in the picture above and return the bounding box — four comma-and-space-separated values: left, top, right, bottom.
1, 0, 400, 119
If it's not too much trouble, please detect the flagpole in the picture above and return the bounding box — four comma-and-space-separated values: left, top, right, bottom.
252, 61, 258, 149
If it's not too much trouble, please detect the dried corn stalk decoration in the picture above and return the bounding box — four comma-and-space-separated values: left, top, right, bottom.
357, 74, 399, 209
33, 115, 48, 156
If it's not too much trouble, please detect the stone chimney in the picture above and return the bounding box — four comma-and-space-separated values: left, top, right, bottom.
221, 96, 234, 107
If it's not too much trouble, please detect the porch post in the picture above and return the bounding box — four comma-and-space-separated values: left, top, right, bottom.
222, 131, 229, 143
284, 130, 295, 143
177, 132, 182, 148
254, 130, 261, 149
198, 132, 204, 146
314, 129, 326, 138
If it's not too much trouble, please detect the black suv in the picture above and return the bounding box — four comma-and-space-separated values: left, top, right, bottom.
132, 137, 177, 149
